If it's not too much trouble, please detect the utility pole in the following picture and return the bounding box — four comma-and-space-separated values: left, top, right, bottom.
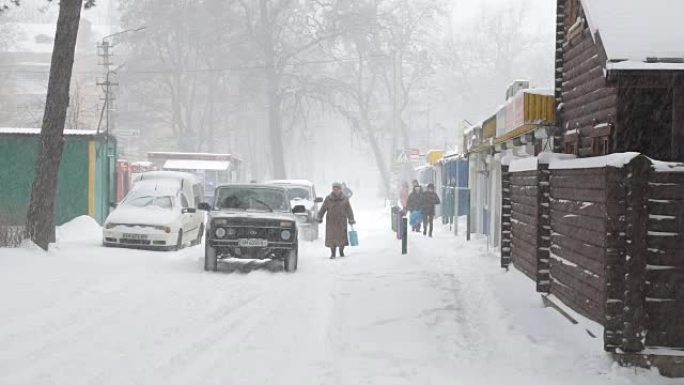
95, 27, 145, 211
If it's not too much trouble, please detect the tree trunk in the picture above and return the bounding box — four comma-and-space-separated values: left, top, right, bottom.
26, 0, 84, 250
259, 0, 287, 179
267, 74, 287, 179
360, 109, 391, 196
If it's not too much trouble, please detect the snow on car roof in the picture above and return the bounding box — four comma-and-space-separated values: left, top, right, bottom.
163, 159, 231, 171
134, 170, 199, 184
581, 0, 684, 70
265, 179, 314, 187
129, 179, 180, 195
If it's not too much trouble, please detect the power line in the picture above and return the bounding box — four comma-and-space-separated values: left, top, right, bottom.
0, 54, 390, 75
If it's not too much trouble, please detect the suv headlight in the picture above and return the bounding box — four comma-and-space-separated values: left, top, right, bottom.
215, 228, 227, 238
281, 229, 292, 240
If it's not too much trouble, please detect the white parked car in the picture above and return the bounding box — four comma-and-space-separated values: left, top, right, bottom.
265, 179, 323, 241
103, 171, 205, 250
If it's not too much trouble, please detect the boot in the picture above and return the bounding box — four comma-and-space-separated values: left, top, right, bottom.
339, 247, 345, 257
330, 247, 337, 259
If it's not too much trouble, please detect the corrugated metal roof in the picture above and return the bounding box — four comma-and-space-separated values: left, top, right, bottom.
0, 128, 99, 136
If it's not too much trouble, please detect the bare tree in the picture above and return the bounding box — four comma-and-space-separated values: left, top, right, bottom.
24, 0, 93, 250
238, 0, 339, 179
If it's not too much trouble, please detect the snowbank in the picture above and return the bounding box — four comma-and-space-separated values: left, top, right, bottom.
55, 215, 102, 244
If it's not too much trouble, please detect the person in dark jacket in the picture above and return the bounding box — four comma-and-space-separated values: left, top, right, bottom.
317, 182, 356, 259
421, 183, 441, 237
406, 184, 424, 232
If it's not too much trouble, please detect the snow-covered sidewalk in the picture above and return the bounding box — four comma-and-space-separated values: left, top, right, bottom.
0, 203, 677, 385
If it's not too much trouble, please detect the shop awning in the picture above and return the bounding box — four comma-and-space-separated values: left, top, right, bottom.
163, 159, 230, 171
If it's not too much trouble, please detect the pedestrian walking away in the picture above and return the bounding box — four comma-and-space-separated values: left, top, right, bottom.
406, 183, 424, 232
421, 183, 441, 237
317, 182, 356, 259
341, 182, 353, 199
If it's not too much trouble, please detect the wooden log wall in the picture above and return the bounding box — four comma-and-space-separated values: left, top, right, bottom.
620, 157, 651, 352
645, 170, 684, 348
539, 164, 551, 293
559, 0, 618, 157
501, 165, 512, 268
548, 167, 624, 333
510, 169, 549, 292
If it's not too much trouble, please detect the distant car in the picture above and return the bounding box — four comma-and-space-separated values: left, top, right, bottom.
265, 179, 323, 241
201, 184, 306, 272
103, 171, 205, 250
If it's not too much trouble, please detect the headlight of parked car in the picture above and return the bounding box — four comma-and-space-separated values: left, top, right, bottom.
153, 225, 171, 233
295, 215, 307, 223
215, 228, 227, 238
281, 229, 292, 240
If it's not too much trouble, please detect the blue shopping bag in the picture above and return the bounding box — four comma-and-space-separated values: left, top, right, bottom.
348, 226, 359, 246
410, 210, 423, 226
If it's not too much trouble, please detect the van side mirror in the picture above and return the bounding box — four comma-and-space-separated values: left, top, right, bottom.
314, 197, 323, 203
198, 202, 211, 211
292, 205, 306, 214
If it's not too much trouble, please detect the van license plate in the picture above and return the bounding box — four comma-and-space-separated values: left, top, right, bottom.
123, 233, 147, 240
238, 238, 268, 247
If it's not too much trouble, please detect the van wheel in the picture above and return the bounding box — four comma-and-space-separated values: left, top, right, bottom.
174, 230, 183, 251
192, 224, 204, 246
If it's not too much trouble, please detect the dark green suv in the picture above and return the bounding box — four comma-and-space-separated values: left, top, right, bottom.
200, 185, 306, 273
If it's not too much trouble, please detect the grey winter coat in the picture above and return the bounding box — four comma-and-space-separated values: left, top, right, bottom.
318, 193, 355, 247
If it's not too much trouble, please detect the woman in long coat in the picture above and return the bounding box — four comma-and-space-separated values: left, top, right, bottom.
317, 182, 356, 259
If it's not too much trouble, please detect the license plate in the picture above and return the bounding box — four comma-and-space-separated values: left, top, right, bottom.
122, 233, 148, 240
237, 238, 268, 247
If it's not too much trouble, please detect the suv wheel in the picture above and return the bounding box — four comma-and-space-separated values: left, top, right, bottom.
284, 249, 298, 272
204, 242, 218, 272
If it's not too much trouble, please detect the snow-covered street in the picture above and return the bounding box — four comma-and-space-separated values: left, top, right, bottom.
0, 202, 676, 385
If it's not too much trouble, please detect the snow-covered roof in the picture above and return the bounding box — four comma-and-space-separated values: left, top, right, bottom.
549, 152, 640, 170
163, 159, 230, 171
2, 22, 113, 54
0, 127, 99, 136
581, 0, 684, 71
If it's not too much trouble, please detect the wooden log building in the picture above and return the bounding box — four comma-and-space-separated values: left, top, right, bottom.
556, 0, 684, 161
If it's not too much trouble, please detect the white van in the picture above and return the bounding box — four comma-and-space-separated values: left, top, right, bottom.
103, 171, 206, 250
